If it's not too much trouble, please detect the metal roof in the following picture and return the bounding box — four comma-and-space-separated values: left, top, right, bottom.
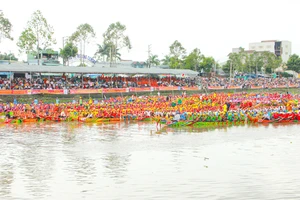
0, 63, 199, 76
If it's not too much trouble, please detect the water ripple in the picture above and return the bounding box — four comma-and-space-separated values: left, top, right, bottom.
0, 123, 300, 199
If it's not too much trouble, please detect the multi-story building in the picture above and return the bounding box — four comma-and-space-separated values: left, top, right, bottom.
248, 40, 291, 63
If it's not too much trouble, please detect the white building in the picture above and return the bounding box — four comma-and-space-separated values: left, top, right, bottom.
248, 40, 291, 63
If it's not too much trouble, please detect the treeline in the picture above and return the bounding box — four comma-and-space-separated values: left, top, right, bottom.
0, 53, 18, 61
286, 54, 300, 73
221, 48, 282, 74
0, 10, 216, 71
221, 48, 300, 74
1, 10, 299, 74
147, 40, 217, 73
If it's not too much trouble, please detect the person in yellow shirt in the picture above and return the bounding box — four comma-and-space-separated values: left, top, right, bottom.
88, 97, 93, 105
223, 104, 227, 113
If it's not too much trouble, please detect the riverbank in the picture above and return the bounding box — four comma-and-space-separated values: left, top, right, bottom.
0, 87, 299, 103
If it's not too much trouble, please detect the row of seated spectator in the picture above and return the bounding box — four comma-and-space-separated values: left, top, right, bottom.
0, 76, 299, 90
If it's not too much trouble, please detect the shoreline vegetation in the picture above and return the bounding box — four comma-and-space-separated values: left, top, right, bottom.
0, 88, 299, 104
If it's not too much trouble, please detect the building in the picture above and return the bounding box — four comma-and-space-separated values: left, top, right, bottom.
27, 50, 61, 66
248, 40, 291, 63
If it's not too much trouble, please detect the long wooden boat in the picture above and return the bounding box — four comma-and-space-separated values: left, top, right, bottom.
23, 118, 38, 123
161, 116, 300, 128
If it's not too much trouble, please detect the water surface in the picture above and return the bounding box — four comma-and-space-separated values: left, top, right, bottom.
1, 122, 300, 200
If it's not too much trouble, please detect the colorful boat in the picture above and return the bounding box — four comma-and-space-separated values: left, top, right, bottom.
23, 118, 38, 123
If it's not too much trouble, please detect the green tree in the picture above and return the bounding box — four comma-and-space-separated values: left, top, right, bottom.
60, 42, 78, 66
228, 48, 247, 72
184, 48, 202, 71
103, 22, 131, 66
169, 40, 186, 69
70, 23, 95, 66
94, 43, 121, 62
222, 60, 231, 74
261, 52, 282, 73
161, 55, 171, 66
148, 54, 160, 67
0, 52, 18, 61
286, 54, 300, 73
17, 10, 56, 65
95, 43, 110, 61
200, 56, 215, 73
247, 51, 263, 73
0, 11, 13, 42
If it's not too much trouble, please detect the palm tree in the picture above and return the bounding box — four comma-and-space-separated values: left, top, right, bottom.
149, 55, 160, 67
95, 43, 122, 62
94, 43, 110, 61
161, 55, 171, 65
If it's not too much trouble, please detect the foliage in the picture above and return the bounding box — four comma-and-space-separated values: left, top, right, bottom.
148, 54, 160, 67
199, 56, 215, 73
228, 48, 245, 72
70, 23, 95, 43
0, 52, 18, 61
286, 54, 300, 73
60, 42, 78, 65
95, 43, 110, 61
169, 40, 186, 69
262, 51, 282, 73
0, 11, 13, 42
169, 41, 186, 69
169, 56, 182, 69
161, 55, 171, 65
246, 51, 264, 73
222, 60, 231, 74
184, 48, 202, 71
169, 40, 186, 59
70, 23, 95, 66
103, 22, 131, 64
224, 49, 282, 74
94, 43, 121, 62
280, 72, 293, 78
17, 10, 56, 64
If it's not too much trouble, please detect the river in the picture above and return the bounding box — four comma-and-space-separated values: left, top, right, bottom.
1, 122, 300, 200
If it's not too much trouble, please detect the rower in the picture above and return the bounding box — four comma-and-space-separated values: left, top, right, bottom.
60, 110, 66, 118
34, 98, 38, 105
173, 111, 180, 122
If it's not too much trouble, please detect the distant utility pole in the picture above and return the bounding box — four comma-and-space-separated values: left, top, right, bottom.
230, 61, 233, 80
148, 44, 152, 68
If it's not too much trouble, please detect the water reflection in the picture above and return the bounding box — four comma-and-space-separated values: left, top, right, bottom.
63, 152, 97, 186
103, 153, 131, 183
0, 122, 300, 200
0, 163, 14, 197
18, 133, 56, 198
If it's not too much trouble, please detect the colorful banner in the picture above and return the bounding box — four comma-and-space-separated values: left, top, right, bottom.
1, 84, 300, 96
129, 87, 152, 92
157, 86, 179, 91
288, 84, 299, 88
103, 88, 127, 93
181, 87, 199, 91
251, 86, 263, 89
31, 90, 41, 94
12, 90, 32, 95
70, 89, 102, 94
40, 89, 64, 94
227, 86, 242, 89
0, 90, 12, 95
208, 86, 224, 90
275, 85, 288, 88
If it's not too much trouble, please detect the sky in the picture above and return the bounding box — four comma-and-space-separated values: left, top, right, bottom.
1, 0, 300, 63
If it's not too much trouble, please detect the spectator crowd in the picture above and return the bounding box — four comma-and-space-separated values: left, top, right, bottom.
0, 75, 299, 90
